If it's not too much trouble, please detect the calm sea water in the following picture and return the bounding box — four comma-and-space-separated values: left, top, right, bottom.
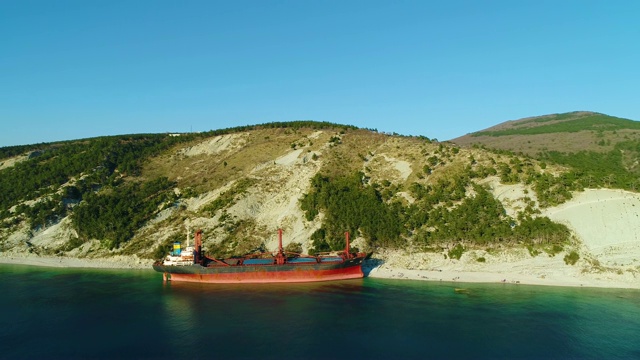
1, 264, 639, 360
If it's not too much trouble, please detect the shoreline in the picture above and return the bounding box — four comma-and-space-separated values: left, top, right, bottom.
365, 247, 640, 290
0, 253, 152, 270
364, 265, 640, 290
2, 253, 638, 290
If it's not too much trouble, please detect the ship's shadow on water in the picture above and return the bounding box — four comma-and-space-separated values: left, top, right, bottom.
362, 258, 384, 277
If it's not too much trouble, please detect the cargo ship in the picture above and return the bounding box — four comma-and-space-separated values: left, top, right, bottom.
153, 229, 367, 284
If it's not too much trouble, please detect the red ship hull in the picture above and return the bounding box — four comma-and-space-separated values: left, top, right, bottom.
153, 256, 365, 284
153, 229, 366, 284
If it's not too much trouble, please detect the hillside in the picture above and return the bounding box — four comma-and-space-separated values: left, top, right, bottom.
1, 120, 639, 288
451, 111, 640, 192
451, 111, 640, 155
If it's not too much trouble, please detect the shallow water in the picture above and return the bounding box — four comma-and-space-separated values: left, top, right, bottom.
1, 264, 638, 359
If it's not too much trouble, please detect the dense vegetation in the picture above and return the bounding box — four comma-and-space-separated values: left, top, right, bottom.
0, 143, 46, 160
472, 138, 640, 205
1, 135, 187, 207
301, 168, 570, 254
0, 134, 194, 229
539, 140, 640, 191
300, 172, 403, 252
71, 177, 176, 249
201, 120, 358, 139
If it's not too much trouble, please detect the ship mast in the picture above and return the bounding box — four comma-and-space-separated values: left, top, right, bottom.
194, 230, 202, 265
344, 231, 352, 259
276, 228, 285, 265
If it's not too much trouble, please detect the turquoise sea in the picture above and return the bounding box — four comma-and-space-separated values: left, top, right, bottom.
1, 264, 639, 359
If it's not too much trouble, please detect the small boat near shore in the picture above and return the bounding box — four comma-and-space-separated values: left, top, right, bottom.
153, 229, 366, 284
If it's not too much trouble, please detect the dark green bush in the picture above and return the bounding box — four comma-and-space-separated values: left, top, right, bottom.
448, 244, 465, 260
564, 251, 580, 265
284, 242, 303, 254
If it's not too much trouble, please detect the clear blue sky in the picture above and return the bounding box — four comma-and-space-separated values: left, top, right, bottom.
2, 0, 639, 147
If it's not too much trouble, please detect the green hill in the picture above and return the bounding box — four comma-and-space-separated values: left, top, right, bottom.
451, 111, 640, 155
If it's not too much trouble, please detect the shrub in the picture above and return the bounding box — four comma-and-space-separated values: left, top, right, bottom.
64, 236, 88, 251
284, 242, 303, 254
448, 244, 465, 260
564, 251, 580, 265
476, 257, 486, 263
527, 245, 541, 257
545, 244, 564, 257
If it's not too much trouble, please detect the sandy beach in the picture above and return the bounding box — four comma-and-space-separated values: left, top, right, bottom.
364, 250, 640, 289
0, 253, 153, 269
